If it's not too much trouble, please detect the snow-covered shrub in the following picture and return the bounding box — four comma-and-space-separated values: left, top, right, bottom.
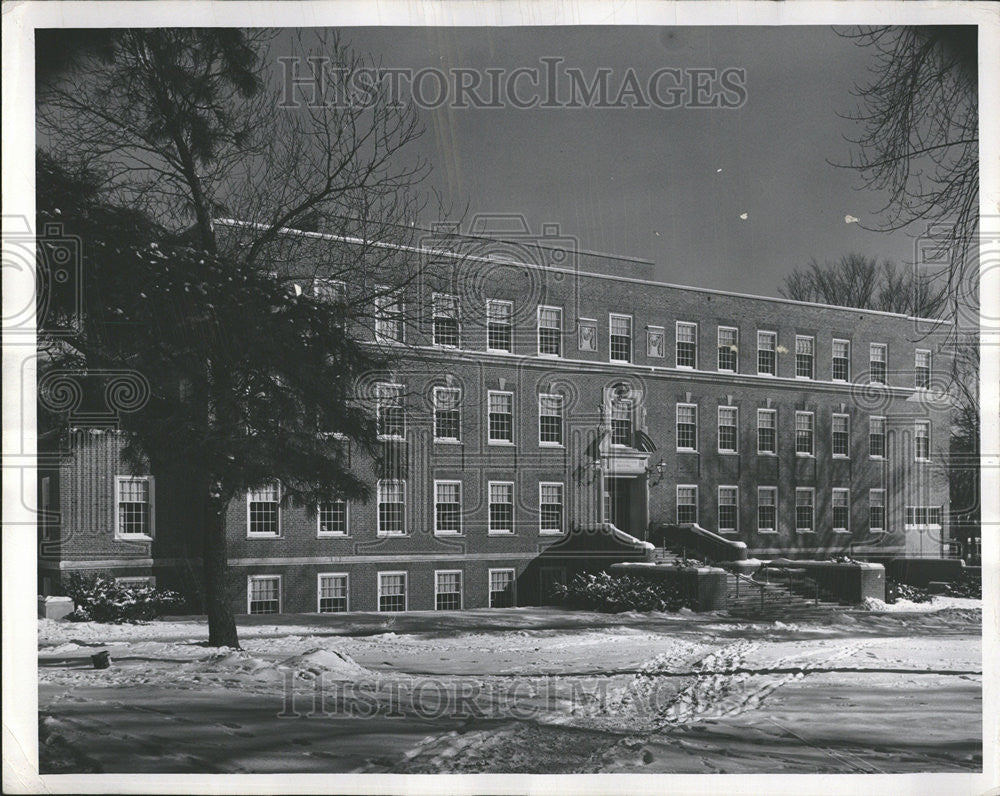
885, 579, 934, 605
944, 570, 981, 599
551, 571, 694, 613
63, 573, 184, 623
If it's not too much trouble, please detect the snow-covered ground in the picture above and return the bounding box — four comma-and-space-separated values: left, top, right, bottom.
38, 599, 983, 774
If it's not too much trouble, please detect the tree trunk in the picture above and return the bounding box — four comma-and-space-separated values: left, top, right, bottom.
203, 494, 240, 648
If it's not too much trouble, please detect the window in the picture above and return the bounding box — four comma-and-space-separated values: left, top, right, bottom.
915, 421, 930, 461
757, 487, 777, 532
376, 383, 405, 439
318, 499, 348, 536
247, 482, 280, 537
905, 506, 942, 528
832, 413, 850, 458
718, 327, 738, 372
915, 349, 931, 389
610, 397, 633, 446
538, 306, 562, 357
116, 476, 154, 538
489, 568, 516, 608
539, 482, 564, 534
314, 278, 346, 326
489, 481, 514, 534
539, 394, 564, 446
795, 335, 814, 379
433, 386, 461, 442
610, 314, 632, 362
869, 490, 885, 531
677, 485, 698, 524
248, 575, 280, 614
434, 480, 462, 534
757, 331, 777, 375
718, 406, 738, 453
795, 412, 814, 456
676, 322, 698, 368
869, 343, 887, 384
488, 391, 514, 444
374, 289, 404, 343
718, 486, 738, 532
435, 571, 462, 611
676, 404, 698, 451
318, 573, 348, 613
647, 326, 665, 358
870, 416, 886, 458
795, 488, 814, 532
486, 299, 513, 353
378, 572, 407, 612
832, 489, 850, 532
832, 339, 850, 382
432, 292, 460, 347
377, 480, 405, 535
757, 409, 776, 454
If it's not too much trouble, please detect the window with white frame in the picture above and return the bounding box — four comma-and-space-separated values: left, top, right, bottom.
374, 289, 404, 343
377, 480, 405, 535
435, 571, 462, 611
486, 299, 513, 353
248, 575, 280, 614
915, 420, 930, 460
432, 292, 460, 347
718, 406, 738, 453
116, 476, 154, 538
647, 326, 665, 358
247, 482, 280, 537
869, 489, 885, 531
488, 390, 514, 443
610, 314, 632, 362
905, 505, 942, 528
832, 339, 850, 382
757, 487, 777, 532
434, 480, 462, 534
677, 485, 698, 524
489, 481, 514, 534
318, 573, 348, 613
433, 386, 461, 442
832, 413, 850, 458
676, 403, 698, 451
378, 572, 407, 612
869, 343, 887, 384
539, 482, 564, 534
610, 397, 633, 446
718, 326, 738, 372
538, 306, 562, 357
795, 411, 814, 456
757, 331, 777, 375
795, 488, 815, 532
376, 383, 405, 439
318, 499, 348, 536
539, 394, 564, 445
832, 489, 850, 532
795, 335, 814, 379
676, 322, 698, 368
489, 568, 516, 608
757, 408, 776, 454
718, 486, 738, 532
915, 349, 931, 389
870, 416, 886, 458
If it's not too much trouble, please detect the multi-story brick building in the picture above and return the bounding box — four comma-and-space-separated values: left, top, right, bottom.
38, 222, 954, 614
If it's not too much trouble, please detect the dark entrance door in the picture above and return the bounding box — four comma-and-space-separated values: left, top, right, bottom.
604, 477, 632, 533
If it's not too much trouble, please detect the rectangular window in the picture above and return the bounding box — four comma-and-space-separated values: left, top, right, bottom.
869, 343, 887, 384
757, 331, 777, 375
795, 335, 815, 379
378, 572, 407, 612
374, 289, 404, 343
870, 416, 886, 458
611, 397, 633, 446
832, 489, 850, 532
647, 326, 665, 358
915, 421, 930, 461
317, 499, 348, 536
832, 339, 850, 381
757, 487, 777, 532
487, 391, 514, 444
538, 306, 562, 357
610, 314, 633, 362
676, 322, 698, 368
248, 575, 280, 615
718, 406, 738, 453
377, 479, 405, 535
432, 292, 460, 347
915, 349, 931, 389
376, 383, 405, 439
832, 413, 850, 458
539, 482, 564, 534
318, 573, 348, 613
117, 476, 154, 538
539, 393, 564, 446
905, 506, 942, 528
434, 480, 462, 534
433, 386, 461, 442
489, 568, 516, 608
757, 409, 776, 454
677, 485, 698, 525
869, 489, 885, 531
435, 571, 462, 611
486, 299, 513, 353
488, 481, 514, 534
795, 488, 815, 532
718, 486, 738, 532
247, 481, 280, 537
795, 411, 814, 456
718, 326, 738, 372
676, 403, 698, 451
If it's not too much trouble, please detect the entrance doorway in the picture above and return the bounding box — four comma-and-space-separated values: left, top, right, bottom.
604, 477, 632, 534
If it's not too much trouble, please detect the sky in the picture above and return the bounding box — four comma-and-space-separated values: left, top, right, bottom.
307, 26, 921, 297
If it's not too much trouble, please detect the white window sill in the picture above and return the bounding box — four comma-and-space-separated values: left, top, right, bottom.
378, 435, 406, 442
539, 442, 565, 449
870, 455, 885, 461
434, 438, 463, 445
757, 451, 777, 457
832, 529, 852, 535
677, 447, 698, 453
718, 449, 739, 456
434, 532, 464, 537
246, 534, 282, 540
539, 529, 564, 536
795, 529, 816, 534
718, 529, 739, 535
115, 534, 154, 542
833, 455, 850, 460
915, 458, 931, 463
488, 530, 515, 536
757, 372, 776, 377
488, 440, 516, 447
377, 532, 408, 537
756, 529, 778, 535
796, 453, 815, 458
537, 352, 562, 359
317, 533, 350, 539
487, 349, 513, 355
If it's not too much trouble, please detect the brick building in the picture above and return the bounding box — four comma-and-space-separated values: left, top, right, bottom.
38, 223, 954, 613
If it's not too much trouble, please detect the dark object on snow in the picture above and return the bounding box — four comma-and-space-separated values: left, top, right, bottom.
91, 651, 111, 669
